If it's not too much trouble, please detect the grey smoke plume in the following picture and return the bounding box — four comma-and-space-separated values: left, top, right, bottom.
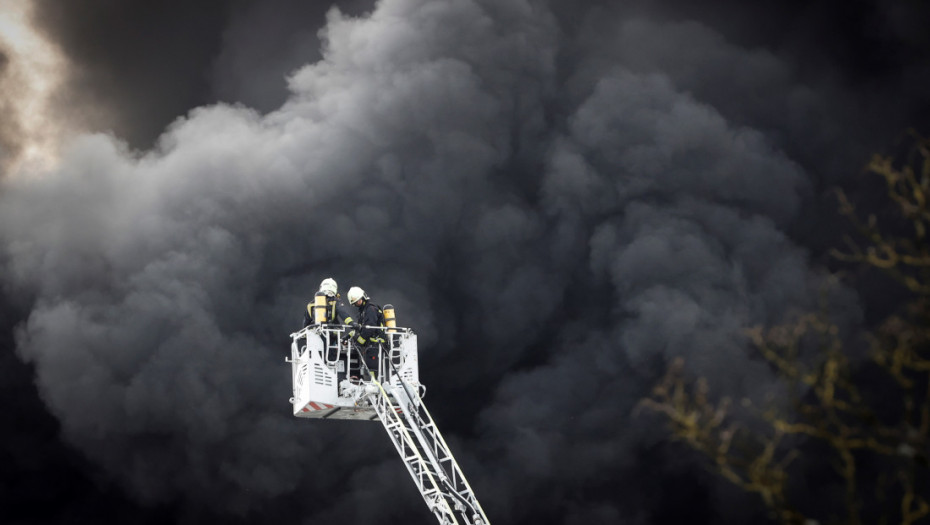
0, 49, 20, 170
1, 0, 925, 523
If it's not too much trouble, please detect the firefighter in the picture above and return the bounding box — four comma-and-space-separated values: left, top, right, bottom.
303, 277, 355, 328
344, 286, 386, 378
302, 277, 357, 373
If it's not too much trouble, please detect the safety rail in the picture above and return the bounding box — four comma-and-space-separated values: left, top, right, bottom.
289, 324, 411, 365
289, 324, 413, 344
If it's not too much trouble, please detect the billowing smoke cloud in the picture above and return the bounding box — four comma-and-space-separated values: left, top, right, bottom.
1, 0, 927, 523
0, 1, 71, 175
28, 0, 378, 150
211, 0, 375, 113
0, 48, 18, 168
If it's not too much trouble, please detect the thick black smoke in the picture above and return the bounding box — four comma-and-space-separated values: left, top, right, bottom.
29, 0, 376, 150
2, 0, 929, 523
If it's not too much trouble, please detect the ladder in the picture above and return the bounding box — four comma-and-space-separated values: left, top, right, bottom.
365, 371, 490, 525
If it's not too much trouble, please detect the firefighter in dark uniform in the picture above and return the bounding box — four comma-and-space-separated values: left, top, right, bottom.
344, 286, 386, 378
303, 277, 355, 328
303, 278, 357, 370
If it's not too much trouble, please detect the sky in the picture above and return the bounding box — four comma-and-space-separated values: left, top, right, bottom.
1, 0, 928, 524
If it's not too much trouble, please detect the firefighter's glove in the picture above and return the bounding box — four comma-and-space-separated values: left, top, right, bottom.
351, 322, 361, 332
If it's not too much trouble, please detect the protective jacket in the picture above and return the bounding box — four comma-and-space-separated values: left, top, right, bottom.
352, 299, 385, 346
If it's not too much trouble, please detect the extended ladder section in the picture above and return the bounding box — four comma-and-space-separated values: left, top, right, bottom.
367, 372, 490, 525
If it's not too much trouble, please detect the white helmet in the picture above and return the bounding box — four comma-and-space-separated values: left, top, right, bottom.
319, 277, 338, 297
347, 286, 367, 304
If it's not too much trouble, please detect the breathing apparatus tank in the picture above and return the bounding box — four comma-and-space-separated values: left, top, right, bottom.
383, 304, 396, 332
313, 292, 328, 324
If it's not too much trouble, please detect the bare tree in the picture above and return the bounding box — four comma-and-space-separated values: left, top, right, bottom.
641, 134, 930, 525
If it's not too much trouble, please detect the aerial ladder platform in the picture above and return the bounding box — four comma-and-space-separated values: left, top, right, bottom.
288, 307, 490, 525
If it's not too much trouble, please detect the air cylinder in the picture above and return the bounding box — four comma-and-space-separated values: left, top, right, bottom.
314, 292, 328, 324
383, 304, 396, 331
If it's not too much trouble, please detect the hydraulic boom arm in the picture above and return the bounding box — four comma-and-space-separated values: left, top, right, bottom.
366, 372, 490, 525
